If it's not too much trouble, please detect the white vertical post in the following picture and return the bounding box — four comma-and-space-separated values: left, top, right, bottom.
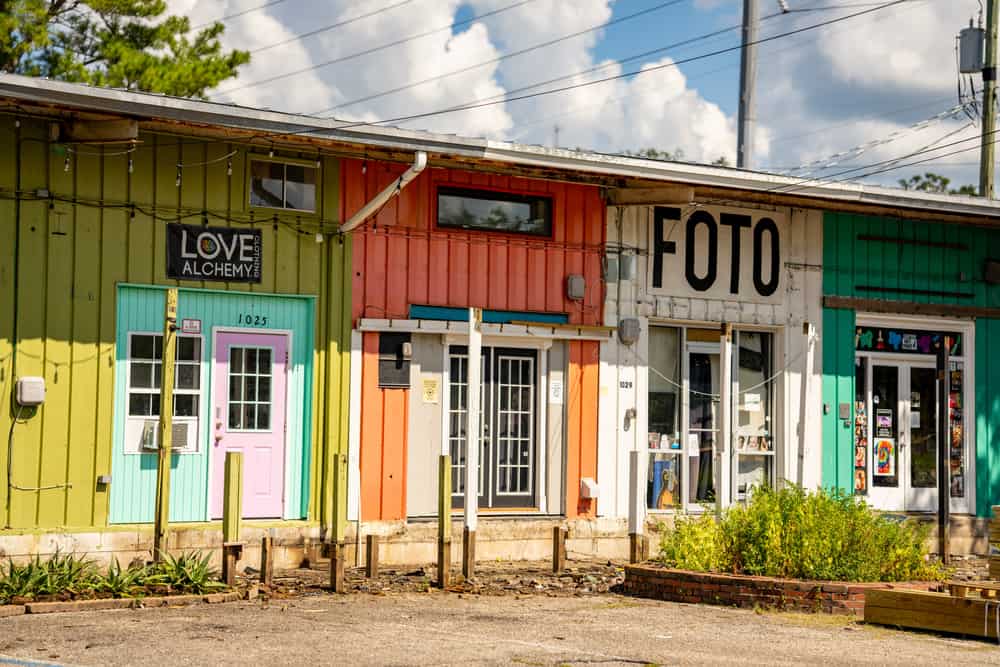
718, 323, 733, 515
628, 449, 648, 562
463, 308, 482, 577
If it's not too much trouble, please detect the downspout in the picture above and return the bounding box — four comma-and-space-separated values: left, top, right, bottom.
339, 151, 427, 234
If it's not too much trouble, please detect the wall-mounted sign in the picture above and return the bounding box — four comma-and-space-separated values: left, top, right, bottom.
180, 318, 201, 334
167, 223, 262, 283
649, 205, 784, 302
855, 326, 962, 356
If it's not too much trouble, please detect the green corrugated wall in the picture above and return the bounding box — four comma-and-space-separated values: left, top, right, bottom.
822, 211, 1000, 516
0, 113, 352, 532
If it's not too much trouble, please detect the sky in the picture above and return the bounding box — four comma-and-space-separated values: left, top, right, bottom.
167, 0, 986, 190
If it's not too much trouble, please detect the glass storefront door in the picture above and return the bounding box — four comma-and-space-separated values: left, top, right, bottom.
687, 345, 719, 505
862, 360, 937, 512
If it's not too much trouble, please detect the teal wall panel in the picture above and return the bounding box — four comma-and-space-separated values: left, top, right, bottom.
823, 211, 1000, 516
110, 284, 315, 524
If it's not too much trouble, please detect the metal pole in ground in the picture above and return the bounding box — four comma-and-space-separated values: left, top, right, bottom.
437, 454, 452, 588
153, 288, 178, 562
463, 307, 482, 580
936, 337, 951, 565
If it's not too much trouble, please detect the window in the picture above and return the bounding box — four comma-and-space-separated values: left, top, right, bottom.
646, 326, 682, 510
437, 187, 552, 236
250, 160, 317, 212
126, 333, 202, 453
733, 331, 774, 501
227, 347, 273, 431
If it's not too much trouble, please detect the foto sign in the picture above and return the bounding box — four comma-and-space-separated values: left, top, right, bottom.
649, 205, 784, 302
167, 223, 262, 283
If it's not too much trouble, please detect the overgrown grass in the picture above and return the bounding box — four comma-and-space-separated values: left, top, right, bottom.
657, 486, 945, 582
0, 550, 226, 603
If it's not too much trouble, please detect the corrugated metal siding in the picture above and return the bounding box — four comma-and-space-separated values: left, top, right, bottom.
0, 116, 351, 531
822, 212, 1000, 515
344, 161, 605, 326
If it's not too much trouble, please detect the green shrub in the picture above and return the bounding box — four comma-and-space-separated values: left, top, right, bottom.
657, 485, 945, 582
93, 558, 152, 598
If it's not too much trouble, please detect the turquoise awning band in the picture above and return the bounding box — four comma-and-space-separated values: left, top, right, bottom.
408, 305, 569, 325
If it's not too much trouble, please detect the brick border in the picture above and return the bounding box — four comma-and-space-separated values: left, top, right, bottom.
1, 590, 247, 617
623, 565, 938, 615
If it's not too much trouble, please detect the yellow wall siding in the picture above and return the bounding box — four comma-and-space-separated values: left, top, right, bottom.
0, 116, 351, 532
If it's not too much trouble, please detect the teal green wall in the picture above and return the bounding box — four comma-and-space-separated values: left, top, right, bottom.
110, 284, 315, 524
823, 212, 1000, 516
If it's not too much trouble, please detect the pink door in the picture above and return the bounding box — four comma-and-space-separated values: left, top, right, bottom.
212, 332, 288, 519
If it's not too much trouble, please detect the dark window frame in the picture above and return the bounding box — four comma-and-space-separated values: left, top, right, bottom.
248, 157, 319, 214
435, 185, 554, 238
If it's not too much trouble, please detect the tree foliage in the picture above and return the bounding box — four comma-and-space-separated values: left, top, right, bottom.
0, 0, 249, 98
619, 147, 730, 167
898, 172, 977, 196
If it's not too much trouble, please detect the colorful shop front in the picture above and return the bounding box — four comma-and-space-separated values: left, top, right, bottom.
598, 197, 824, 524
343, 156, 612, 559
0, 76, 351, 564
822, 211, 1000, 549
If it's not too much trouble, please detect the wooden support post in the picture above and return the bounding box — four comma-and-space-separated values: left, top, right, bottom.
221, 451, 244, 587
437, 454, 452, 588
627, 450, 647, 564
629, 534, 647, 565
330, 541, 346, 593
260, 534, 274, 586
365, 534, 379, 578
462, 527, 476, 580
329, 452, 348, 593
552, 526, 566, 574
153, 288, 178, 562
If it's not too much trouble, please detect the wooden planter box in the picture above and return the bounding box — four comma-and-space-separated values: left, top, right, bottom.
623, 564, 938, 615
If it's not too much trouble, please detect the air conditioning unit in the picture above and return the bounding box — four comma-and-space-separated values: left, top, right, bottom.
139, 420, 190, 451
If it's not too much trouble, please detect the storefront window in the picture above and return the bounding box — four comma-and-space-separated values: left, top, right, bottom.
949, 361, 966, 498
646, 326, 681, 509
733, 331, 774, 501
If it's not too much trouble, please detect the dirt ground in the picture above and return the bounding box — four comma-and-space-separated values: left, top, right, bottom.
2, 561, 998, 667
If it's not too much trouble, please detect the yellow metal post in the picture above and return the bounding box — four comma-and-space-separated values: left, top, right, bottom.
222, 451, 244, 585
153, 288, 177, 561
437, 454, 452, 588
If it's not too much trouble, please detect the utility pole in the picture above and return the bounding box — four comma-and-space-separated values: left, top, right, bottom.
737, 0, 759, 169
981, 0, 998, 198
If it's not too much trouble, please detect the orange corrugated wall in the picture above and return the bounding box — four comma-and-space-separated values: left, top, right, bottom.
345, 160, 603, 520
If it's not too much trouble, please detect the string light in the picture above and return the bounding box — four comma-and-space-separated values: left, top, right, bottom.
315, 232, 324, 243
226, 159, 233, 176
175, 166, 182, 187
128, 158, 134, 174
63, 156, 70, 173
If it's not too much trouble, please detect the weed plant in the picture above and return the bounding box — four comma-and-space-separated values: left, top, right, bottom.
0, 549, 226, 603
658, 485, 945, 582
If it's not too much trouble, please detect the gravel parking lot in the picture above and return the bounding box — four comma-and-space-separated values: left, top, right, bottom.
2, 578, 999, 666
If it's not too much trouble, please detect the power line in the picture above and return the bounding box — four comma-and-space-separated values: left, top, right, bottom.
191, 0, 289, 30
312, 0, 910, 132
214, 0, 539, 97
251, 0, 415, 55
325, 0, 690, 112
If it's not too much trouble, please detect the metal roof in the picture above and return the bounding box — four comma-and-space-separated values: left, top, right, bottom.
3, 73, 1000, 220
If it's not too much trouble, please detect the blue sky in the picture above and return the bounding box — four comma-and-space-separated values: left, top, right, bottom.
175, 0, 987, 189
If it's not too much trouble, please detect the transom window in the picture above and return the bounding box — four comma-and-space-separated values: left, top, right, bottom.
250, 160, 317, 212
127, 334, 201, 419
437, 187, 552, 237
228, 347, 273, 431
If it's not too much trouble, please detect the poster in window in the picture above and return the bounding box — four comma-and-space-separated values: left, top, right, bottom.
651, 458, 680, 509
874, 438, 896, 477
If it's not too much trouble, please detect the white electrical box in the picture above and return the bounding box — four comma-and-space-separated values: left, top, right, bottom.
580, 477, 599, 499
15, 376, 46, 406
566, 274, 586, 301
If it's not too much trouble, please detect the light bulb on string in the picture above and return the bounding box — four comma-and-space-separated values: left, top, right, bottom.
175, 166, 182, 188
226, 159, 233, 177
128, 158, 134, 174
64, 156, 70, 173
